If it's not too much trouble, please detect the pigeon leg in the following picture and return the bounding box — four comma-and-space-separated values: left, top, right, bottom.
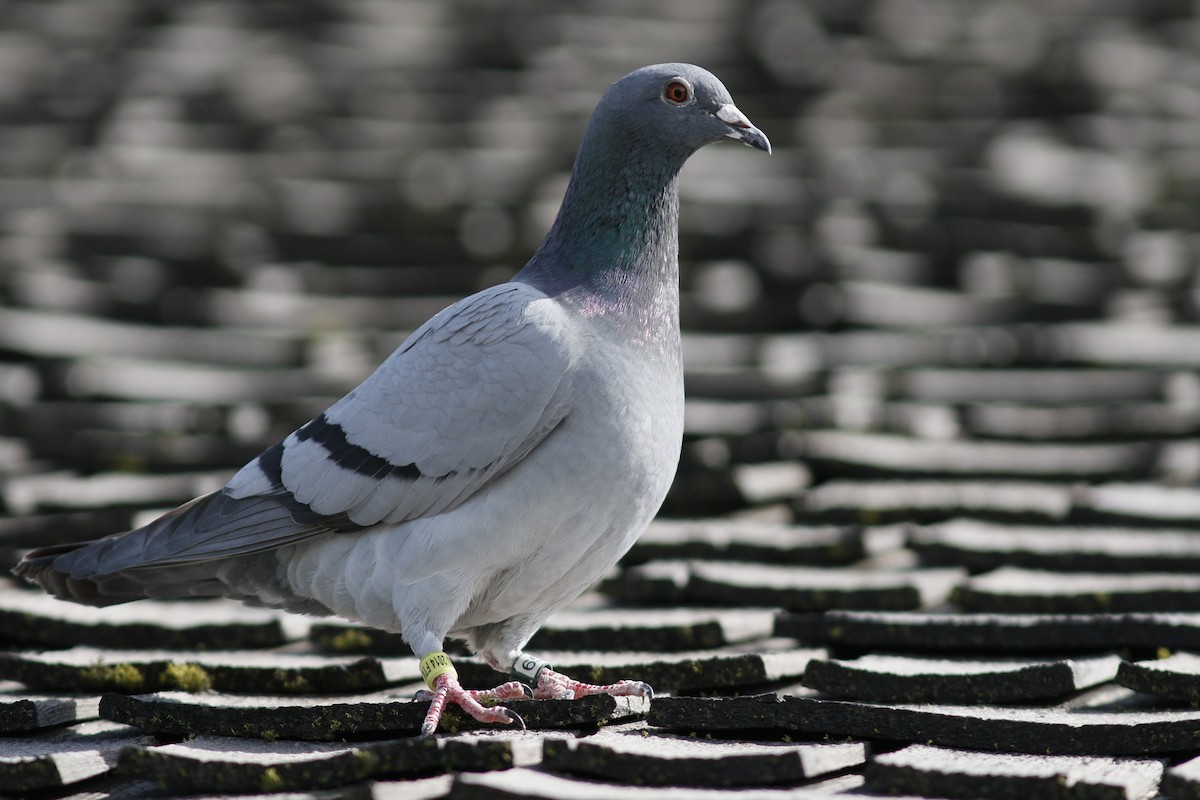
533, 668, 654, 700
417, 651, 528, 736
510, 653, 654, 701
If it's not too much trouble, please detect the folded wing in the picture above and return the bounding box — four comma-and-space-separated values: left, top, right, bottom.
18, 282, 577, 599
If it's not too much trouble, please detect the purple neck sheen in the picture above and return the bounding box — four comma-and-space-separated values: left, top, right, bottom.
514, 110, 689, 317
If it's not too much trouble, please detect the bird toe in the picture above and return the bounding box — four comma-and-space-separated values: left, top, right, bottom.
623, 680, 654, 699
419, 668, 533, 735
531, 666, 654, 701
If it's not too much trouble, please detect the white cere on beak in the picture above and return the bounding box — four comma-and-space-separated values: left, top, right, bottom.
715, 102, 772, 153
716, 103, 753, 133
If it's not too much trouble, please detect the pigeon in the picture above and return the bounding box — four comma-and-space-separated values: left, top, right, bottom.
14, 63, 770, 735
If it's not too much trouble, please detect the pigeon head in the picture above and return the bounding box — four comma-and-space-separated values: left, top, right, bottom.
519, 63, 769, 296
593, 63, 771, 159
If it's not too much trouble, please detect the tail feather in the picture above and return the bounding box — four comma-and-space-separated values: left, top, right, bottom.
12, 492, 341, 613
12, 542, 133, 606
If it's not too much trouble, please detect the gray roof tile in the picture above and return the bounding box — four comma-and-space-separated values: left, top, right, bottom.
541, 730, 868, 788
100, 691, 648, 740
865, 744, 1163, 800
652, 694, 1200, 755
802, 653, 1121, 704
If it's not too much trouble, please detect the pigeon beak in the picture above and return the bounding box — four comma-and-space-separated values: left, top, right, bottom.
716, 103, 771, 154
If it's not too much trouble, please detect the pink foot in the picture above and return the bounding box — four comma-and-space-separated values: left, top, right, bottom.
532, 667, 654, 701
418, 673, 529, 736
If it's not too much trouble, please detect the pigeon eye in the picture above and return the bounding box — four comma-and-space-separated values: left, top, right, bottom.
663, 79, 691, 105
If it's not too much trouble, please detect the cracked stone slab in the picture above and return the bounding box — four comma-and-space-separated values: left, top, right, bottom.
1075, 483, 1200, 526
682, 398, 773, 436
1116, 652, 1200, 704
308, 624, 411, 656
604, 560, 964, 611
789, 610, 1200, 653
691, 562, 964, 611
1049, 324, 1200, 369
313, 608, 778, 656
541, 728, 867, 787
798, 430, 1155, 480
954, 567, 1200, 613
362, 775, 453, 800
1163, 753, 1200, 799
650, 694, 1200, 755
0, 507, 136, 562
0, 692, 100, 733
802, 653, 1121, 704
964, 400, 1200, 440
688, 562, 965, 612
599, 561, 692, 605
100, 690, 648, 740
51, 777, 162, 800
0, 647, 416, 695
0, 720, 151, 792
909, 518, 1200, 573
865, 743, 1163, 800
625, 520, 864, 566
530, 608, 778, 653
453, 649, 821, 695
448, 766, 867, 799
894, 369, 1169, 405
118, 732, 534, 794
44, 357, 336, 405
0, 587, 305, 649
798, 479, 1074, 524
2, 468, 231, 516
0, 306, 301, 366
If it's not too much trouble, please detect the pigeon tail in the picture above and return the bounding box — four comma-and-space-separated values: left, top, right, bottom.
13, 543, 132, 607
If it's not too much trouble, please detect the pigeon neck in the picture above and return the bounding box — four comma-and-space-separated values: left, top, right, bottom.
518, 129, 684, 311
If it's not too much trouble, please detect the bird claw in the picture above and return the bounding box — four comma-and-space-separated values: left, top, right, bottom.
621, 680, 654, 700
502, 708, 526, 730
532, 669, 656, 701
417, 663, 650, 734
419, 673, 527, 737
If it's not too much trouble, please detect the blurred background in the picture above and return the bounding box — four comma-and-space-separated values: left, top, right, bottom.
2, 0, 1200, 545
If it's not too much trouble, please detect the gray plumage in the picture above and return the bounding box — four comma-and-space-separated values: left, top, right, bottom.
16, 63, 769, 669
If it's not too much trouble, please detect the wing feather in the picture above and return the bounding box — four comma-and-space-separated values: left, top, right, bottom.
274, 282, 577, 527
46, 282, 578, 575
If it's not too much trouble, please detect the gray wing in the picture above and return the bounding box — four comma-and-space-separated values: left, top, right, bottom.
33, 282, 578, 583
258, 281, 579, 527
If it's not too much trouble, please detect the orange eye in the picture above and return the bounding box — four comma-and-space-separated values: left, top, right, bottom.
664, 79, 691, 105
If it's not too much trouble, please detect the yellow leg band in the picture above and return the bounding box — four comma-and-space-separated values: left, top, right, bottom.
419, 651, 458, 691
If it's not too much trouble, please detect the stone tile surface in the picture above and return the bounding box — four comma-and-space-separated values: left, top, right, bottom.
802, 653, 1121, 704
866, 744, 1163, 800
541, 729, 868, 787
652, 694, 1200, 755
4, 3, 1200, 799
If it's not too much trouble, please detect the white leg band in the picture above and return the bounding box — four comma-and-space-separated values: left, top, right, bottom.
510, 653, 552, 686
